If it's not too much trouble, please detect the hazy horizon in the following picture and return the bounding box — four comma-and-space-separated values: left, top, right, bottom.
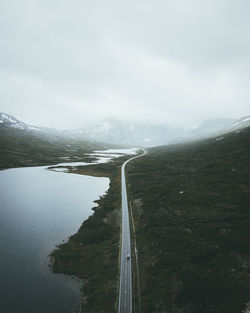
1, 0, 249, 129
2, 110, 244, 131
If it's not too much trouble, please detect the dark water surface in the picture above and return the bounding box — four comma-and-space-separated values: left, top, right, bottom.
0, 166, 109, 313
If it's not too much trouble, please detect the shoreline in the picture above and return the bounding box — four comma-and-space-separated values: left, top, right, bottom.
0, 148, 140, 313
50, 154, 137, 313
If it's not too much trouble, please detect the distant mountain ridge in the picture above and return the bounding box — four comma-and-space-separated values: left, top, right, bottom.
1, 112, 250, 147
0, 113, 116, 169
0, 112, 58, 134
63, 116, 250, 146
0, 112, 28, 129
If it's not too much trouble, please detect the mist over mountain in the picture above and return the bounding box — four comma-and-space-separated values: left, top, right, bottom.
0, 112, 116, 169
1, 112, 250, 147
62, 119, 186, 146
63, 116, 250, 146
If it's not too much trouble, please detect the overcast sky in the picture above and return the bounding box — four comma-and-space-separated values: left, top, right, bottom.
0, 0, 249, 129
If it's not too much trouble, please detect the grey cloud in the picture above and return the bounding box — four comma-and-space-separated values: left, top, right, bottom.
0, 0, 249, 129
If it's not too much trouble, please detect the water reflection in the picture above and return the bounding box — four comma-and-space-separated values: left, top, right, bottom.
0, 166, 109, 313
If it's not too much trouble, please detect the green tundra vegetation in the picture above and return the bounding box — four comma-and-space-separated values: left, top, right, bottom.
0, 126, 115, 169
3, 120, 249, 313
126, 127, 250, 313
50, 156, 131, 313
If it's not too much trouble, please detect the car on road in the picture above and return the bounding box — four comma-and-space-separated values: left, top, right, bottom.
126, 254, 130, 260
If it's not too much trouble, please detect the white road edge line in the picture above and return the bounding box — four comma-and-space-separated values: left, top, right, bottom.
118, 148, 147, 313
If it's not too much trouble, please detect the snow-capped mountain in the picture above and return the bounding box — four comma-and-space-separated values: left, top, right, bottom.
0, 113, 117, 169
224, 116, 250, 132
0, 113, 48, 133
1, 112, 250, 147
62, 119, 188, 146
189, 118, 235, 138
0, 113, 28, 129
64, 116, 250, 146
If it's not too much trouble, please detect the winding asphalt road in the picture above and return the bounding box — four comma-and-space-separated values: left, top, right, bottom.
118, 149, 146, 313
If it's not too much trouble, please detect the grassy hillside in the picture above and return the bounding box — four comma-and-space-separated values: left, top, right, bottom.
127, 127, 250, 313
0, 126, 115, 169
50, 156, 130, 313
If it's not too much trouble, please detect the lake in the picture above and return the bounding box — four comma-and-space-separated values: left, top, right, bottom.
0, 166, 109, 313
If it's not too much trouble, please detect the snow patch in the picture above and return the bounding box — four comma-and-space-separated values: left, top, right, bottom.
232, 117, 250, 127
215, 137, 224, 142
49, 148, 140, 170
0, 113, 27, 129
1, 114, 17, 124
28, 126, 41, 131
88, 148, 140, 163
232, 122, 240, 127
50, 168, 69, 173
94, 148, 139, 155
242, 117, 250, 122
55, 162, 89, 167
98, 121, 112, 132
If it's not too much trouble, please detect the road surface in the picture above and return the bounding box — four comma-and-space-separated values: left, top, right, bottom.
118, 149, 146, 313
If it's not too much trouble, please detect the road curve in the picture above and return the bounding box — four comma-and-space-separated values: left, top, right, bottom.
118, 149, 146, 313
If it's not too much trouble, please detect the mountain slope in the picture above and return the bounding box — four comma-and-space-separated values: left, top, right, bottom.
1, 112, 250, 148
126, 126, 250, 313
62, 116, 250, 147
0, 113, 117, 169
